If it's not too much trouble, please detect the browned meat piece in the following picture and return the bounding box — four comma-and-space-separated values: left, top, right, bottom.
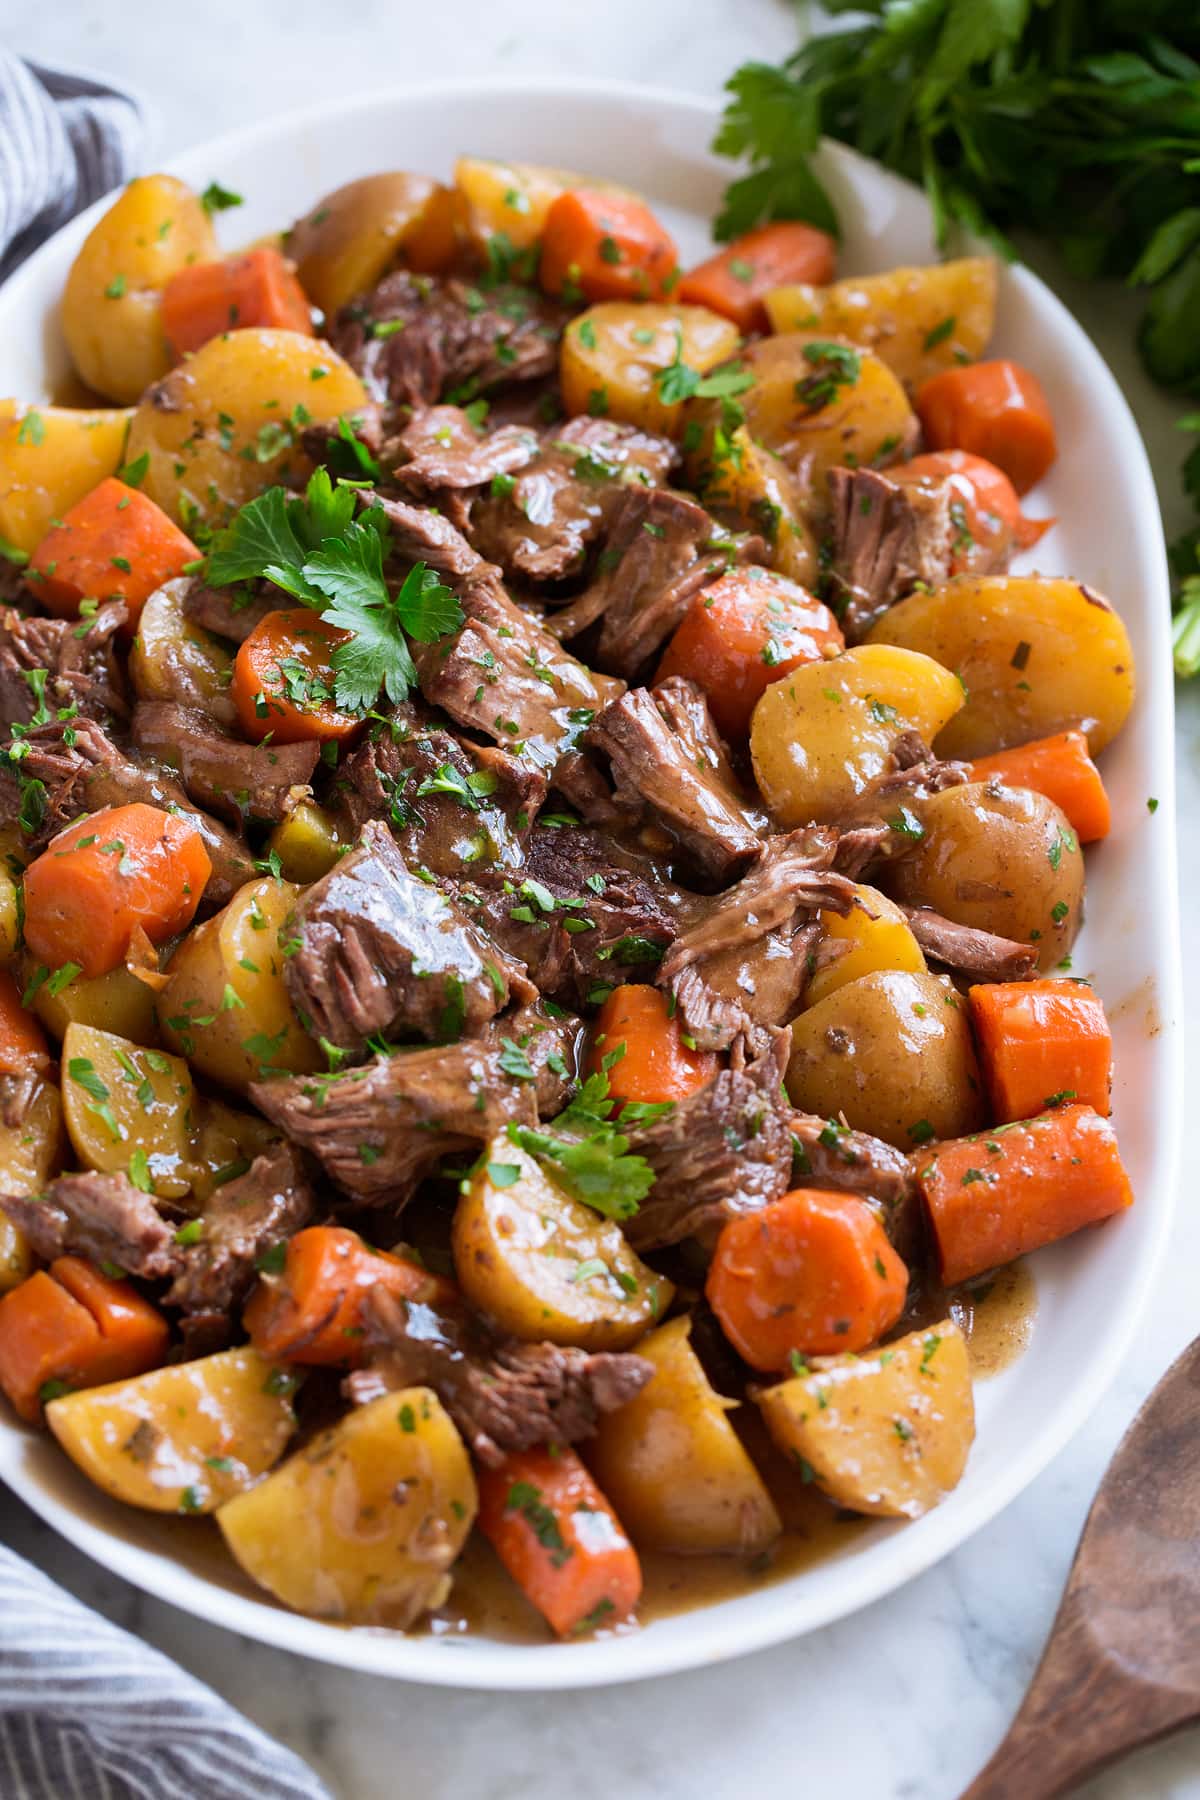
182, 580, 279, 646
789, 1112, 921, 1262
831, 730, 970, 847
899, 905, 1038, 982
132, 701, 319, 825
669, 918, 821, 1055
329, 271, 568, 411
0, 1066, 49, 1130
285, 820, 522, 1054
133, 580, 238, 726
350, 1287, 652, 1467
251, 1006, 573, 1206
0, 601, 128, 730
393, 405, 539, 495
2, 1171, 177, 1277
468, 417, 680, 585
163, 1143, 315, 1315
660, 828, 856, 980
371, 493, 487, 583
584, 678, 763, 888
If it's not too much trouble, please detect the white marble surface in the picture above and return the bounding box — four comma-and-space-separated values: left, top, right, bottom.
1, 2, 1199, 1796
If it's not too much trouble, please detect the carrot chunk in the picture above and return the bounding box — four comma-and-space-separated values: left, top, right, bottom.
0, 967, 49, 1081
0, 1262, 167, 1423
244, 1225, 455, 1367
677, 222, 836, 333
22, 802, 212, 979
231, 607, 360, 745
477, 1445, 642, 1638
539, 189, 678, 303
50, 1256, 169, 1384
29, 477, 199, 625
654, 567, 843, 740
892, 450, 1052, 562
915, 1103, 1133, 1286
162, 246, 313, 357
915, 360, 1057, 494
707, 1188, 908, 1369
969, 730, 1110, 843
590, 985, 718, 1106
969, 979, 1113, 1123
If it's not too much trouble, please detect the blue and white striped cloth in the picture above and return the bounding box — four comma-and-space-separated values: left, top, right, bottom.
0, 50, 335, 1800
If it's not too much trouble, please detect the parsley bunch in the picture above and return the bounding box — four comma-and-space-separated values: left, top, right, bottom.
205, 465, 463, 711
508, 1056, 672, 1221
714, 1, 1200, 671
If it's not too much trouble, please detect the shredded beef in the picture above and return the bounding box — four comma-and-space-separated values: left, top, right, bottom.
163, 1143, 315, 1315
669, 918, 821, 1055
371, 493, 486, 583
899, 905, 1038, 982
351, 1287, 652, 1467
132, 701, 319, 824
182, 580, 279, 646
0, 601, 128, 730
393, 405, 539, 496
830, 731, 970, 843
2, 1171, 177, 1276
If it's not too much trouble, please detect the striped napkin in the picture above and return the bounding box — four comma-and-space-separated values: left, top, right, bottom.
0, 50, 335, 1800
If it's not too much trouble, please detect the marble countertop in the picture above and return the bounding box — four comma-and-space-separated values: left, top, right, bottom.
1, 2, 1198, 1795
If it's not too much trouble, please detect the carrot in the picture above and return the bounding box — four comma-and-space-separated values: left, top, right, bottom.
654, 567, 843, 740
22, 802, 212, 979
707, 1188, 908, 1369
676, 222, 837, 333
969, 730, 1110, 844
244, 1225, 455, 1367
969, 979, 1113, 1124
915, 1103, 1133, 1286
162, 246, 313, 358
539, 189, 678, 304
231, 608, 359, 745
0, 1262, 167, 1423
590, 985, 718, 1106
915, 360, 1057, 495
29, 477, 199, 626
892, 450, 1052, 562
0, 967, 49, 1081
476, 1445, 642, 1638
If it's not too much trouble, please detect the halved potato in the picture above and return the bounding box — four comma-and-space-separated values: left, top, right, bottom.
455, 157, 626, 251
130, 577, 237, 725
0, 1080, 64, 1292
587, 1315, 781, 1555
217, 1388, 477, 1625
765, 259, 997, 391
22, 954, 160, 1047
453, 1134, 671, 1350
61, 1022, 194, 1199
0, 403, 133, 555
866, 575, 1136, 758
804, 882, 925, 1009
286, 173, 460, 315
560, 302, 740, 437
702, 427, 817, 586
0, 870, 18, 963
757, 1319, 974, 1518
265, 800, 345, 885
46, 1346, 298, 1513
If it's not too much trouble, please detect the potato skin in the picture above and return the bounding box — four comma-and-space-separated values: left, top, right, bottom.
804, 883, 926, 1009
0, 403, 133, 555
217, 1388, 477, 1626
286, 172, 460, 315
885, 781, 1083, 974
559, 302, 739, 437
757, 1318, 974, 1518
587, 1315, 781, 1555
130, 577, 236, 725
46, 1347, 298, 1513
62, 175, 219, 403
61, 1022, 195, 1199
453, 1135, 671, 1350
786, 969, 985, 1148
866, 575, 1136, 758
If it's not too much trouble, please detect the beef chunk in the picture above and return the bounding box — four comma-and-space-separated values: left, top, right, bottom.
393, 405, 539, 496
468, 418, 679, 585
286, 820, 520, 1054
584, 678, 763, 887
132, 701, 319, 824
789, 1112, 921, 1261
0, 1066, 50, 1131
251, 1008, 573, 1206
333, 703, 544, 878
831, 730, 970, 842
0, 601, 128, 730
2, 1171, 177, 1277
371, 493, 487, 583
329, 271, 567, 411
550, 487, 724, 677
900, 905, 1038, 982
352, 1287, 652, 1468
181, 580, 279, 646
163, 1143, 314, 1315
668, 919, 820, 1055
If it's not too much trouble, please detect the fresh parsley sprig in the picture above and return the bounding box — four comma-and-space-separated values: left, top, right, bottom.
507, 1057, 671, 1220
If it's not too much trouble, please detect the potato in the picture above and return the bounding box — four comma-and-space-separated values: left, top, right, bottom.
452, 1135, 671, 1350
866, 575, 1136, 758
217, 1388, 476, 1626
0, 403, 133, 555
0, 871, 18, 962
702, 427, 817, 587
46, 1347, 298, 1513
265, 800, 345, 885
786, 969, 985, 1148
23, 954, 160, 1047
765, 259, 997, 391
757, 1318, 974, 1518
0, 1081, 64, 1292
885, 781, 1084, 974
286, 173, 460, 315
587, 1315, 780, 1555
130, 577, 236, 725
186, 1095, 280, 1203
125, 328, 368, 530
559, 302, 740, 437
750, 643, 964, 827
455, 156, 626, 252
804, 883, 926, 1009
61, 1022, 195, 1199
685, 332, 915, 501
61, 175, 219, 403
156, 876, 321, 1091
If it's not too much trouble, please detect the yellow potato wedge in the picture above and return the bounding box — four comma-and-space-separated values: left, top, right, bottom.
61, 1022, 194, 1199
22, 955, 160, 1047
0, 403, 132, 556
560, 302, 739, 437
286, 172, 460, 315
804, 883, 926, 1009
0, 1080, 64, 1291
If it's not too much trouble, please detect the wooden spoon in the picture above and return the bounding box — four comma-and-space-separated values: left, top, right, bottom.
961, 1333, 1200, 1798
